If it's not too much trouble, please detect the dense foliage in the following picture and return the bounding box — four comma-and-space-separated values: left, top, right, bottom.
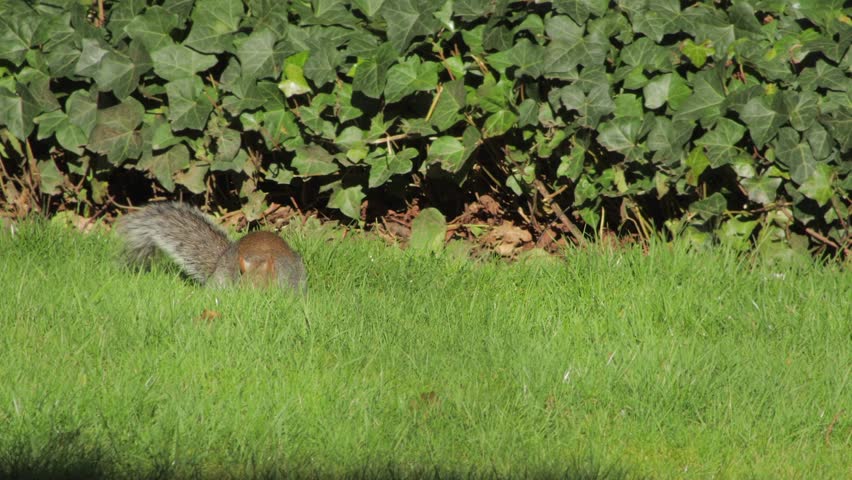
0, 0, 849, 256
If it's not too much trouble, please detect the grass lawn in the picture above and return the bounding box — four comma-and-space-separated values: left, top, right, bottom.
0, 221, 849, 479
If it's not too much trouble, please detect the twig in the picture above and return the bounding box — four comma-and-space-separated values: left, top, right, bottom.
289, 196, 308, 226
533, 179, 586, 247
425, 83, 443, 122
541, 184, 568, 202
368, 133, 410, 145
0, 155, 15, 208
825, 409, 844, 446
437, 51, 456, 82
81, 201, 112, 231
805, 227, 840, 250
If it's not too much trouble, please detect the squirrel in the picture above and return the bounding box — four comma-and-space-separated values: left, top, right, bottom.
117, 202, 306, 292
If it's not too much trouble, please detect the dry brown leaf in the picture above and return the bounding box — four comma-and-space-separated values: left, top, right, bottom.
195, 309, 221, 324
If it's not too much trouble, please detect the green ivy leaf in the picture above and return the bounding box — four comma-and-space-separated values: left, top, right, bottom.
505, 38, 545, 78
34, 11, 74, 49
821, 105, 850, 153
94, 50, 141, 100
632, 0, 683, 42
782, 91, 818, 132
774, 128, 816, 185
66, 90, 98, 139
681, 39, 714, 68
74, 39, 111, 78
236, 29, 279, 81
34, 110, 66, 139
620, 37, 672, 72
431, 79, 466, 131
88, 98, 145, 165
428, 136, 466, 173
718, 217, 757, 251
25, 75, 59, 114
266, 162, 294, 185
410, 207, 447, 253
474, 75, 513, 113
0, 12, 36, 66
597, 117, 645, 160
142, 143, 191, 192
797, 163, 834, 206
741, 175, 781, 205
151, 43, 218, 81
548, 30, 609, 72
352, 42, 397, 99
175, 162, 209, 194
643, 73, 691, 110
805, 123, 832, 160
213, 127, 241, 162
303, 40, 344, 87
46, 43, 80, 78
56, 123, 87, 155
543, 15, 583, 75
380, 0, 440, 53
384, 56, 439, 103
517, 98, 538, 128
684, 146, 710, 186
151, 119, 181, 150
613, 93, 643, 119
165, 77, 216, 131
483, 110, 518, 138
647, 116, 693, 162
690, 192, 727, 220
124, 6, 179, 53
36, 159, 63, 194
367, 147, 416, 187
672, 70, 725, 126
433, 0, 455, 31
335, 126, 367, 161
738, 96, 784, 148
462, 125, 481, 162
312, 0, 359, 25
293, 145, 339, 176
573, 176, 597, 205
695, 118, 746, 167
558, 85, 614, 128
557, 145, 585, 181
328, 185, 365, 220
353, 0, 386, 18
262, 109, 299, 148
278, 51, 312, 97
298, 103, 335, 138
798, 60, 847, 92
0, 84, 39, 140
184, 0, 243, 53
107, 0, 146, 43
553, 0, 608, 24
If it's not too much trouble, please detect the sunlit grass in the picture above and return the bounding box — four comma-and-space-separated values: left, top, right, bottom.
0, 220, 849, 479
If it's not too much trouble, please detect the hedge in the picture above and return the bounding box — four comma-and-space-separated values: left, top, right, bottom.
0, 0, 849, 257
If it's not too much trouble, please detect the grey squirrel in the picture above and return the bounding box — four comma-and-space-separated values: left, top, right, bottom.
117, 202, 306, 292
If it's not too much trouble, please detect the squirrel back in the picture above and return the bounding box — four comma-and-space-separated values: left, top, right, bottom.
117, 202, 306, 292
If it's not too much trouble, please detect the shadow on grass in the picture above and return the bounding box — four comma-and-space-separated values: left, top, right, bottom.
1, 459, 635, 480
1, 437, 634, 480
0, 437, 111, 480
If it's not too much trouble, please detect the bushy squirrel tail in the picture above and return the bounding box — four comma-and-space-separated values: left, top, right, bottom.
117, 202, 232, 284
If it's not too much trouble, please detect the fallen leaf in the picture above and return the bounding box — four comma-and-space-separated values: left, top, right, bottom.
195, 309, 221, 324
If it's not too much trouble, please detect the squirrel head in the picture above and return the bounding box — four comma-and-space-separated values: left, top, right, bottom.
237, 231, 295, 289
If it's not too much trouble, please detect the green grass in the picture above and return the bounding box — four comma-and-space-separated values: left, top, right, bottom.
0, 221, 849, 479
